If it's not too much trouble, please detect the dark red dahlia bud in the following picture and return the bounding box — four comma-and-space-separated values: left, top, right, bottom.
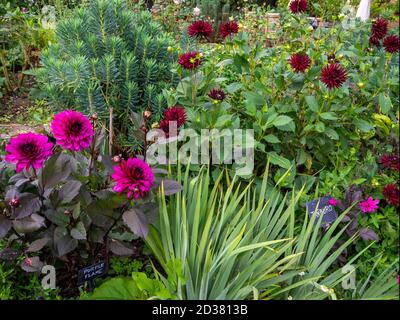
9, 197, 20, 208
208, 88, 226, 102
143, 110, 152, 119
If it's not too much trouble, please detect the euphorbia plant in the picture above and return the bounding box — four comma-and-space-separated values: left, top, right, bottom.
0, 110, 181, 273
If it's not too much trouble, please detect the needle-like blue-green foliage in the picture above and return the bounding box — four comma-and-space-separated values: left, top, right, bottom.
36, 0, 179, 147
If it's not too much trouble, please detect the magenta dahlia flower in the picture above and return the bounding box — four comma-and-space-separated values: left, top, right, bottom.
178, 51, 203, 70
188, 20, 213, 39
383, 35, 400, 53
379, 154, 400, 171
359, 197, 379, 213
111, 158, 154, 200
219, 21, 239, 38
321, 63, 347, 89
289, 0, 307, 14
290, 53, 311, 73
328, 198, 338, 206
208, 88, 226, 102
51, 110, 94, 151
5, 132, 53, 173
383, 184, 400, 206
371, 18, 388, 40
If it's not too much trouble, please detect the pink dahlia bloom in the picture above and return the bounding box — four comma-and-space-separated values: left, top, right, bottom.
5, 132, 53, 173
112, 158, 154, 200
51, 110, 94, 151
359, 197, 379, 213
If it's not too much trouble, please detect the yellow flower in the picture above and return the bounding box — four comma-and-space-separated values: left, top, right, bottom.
167, 46, 173, 53
357, 82, 365, 88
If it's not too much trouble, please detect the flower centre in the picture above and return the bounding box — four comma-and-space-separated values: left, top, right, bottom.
131, 167, 143, 180
20, 143, 38, 157
69, 121, 83, 135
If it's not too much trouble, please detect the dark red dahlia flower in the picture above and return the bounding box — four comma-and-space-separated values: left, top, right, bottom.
178, 51, 203, 70
371, 18, 388, 40
289, 0, 307, 14
5, 132, 53, 173
369, 36, 381, 47
163, 106, 187, 128
219, 21, 239, 38
379, 154, 400, 171
188, 21, 213, 39
383, 35, 400, 53
290, 53, 311, 73
208, 88, 226, 101
321, 63, 347, 89
112, 158, 154, 200
383, 184, 400, 206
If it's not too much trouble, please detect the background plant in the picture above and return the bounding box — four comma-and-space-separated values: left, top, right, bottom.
35, 0, 179, 153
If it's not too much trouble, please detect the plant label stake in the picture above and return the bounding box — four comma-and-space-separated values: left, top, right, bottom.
306, 196, 338, 228
77, 261, 107, 291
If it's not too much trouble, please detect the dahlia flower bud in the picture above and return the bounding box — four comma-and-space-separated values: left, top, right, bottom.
113, 155, 122, 163
143, 110, 152, 119
167, 46, 174, 53
9, 197, 20, 208
24, 258, 33, 266
91, 113, 98, 121
193, 6, 201, 16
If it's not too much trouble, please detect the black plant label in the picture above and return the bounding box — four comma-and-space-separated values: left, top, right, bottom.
306, 196, 337, 227
77, 261, 107, 286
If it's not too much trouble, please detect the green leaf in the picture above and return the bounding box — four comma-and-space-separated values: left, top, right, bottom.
354, 119, 373, 132
226, 82, 243, 94
305, 96, 319, 112
315, 122, 325, 133
70, 221, 87, 240
325, 128, 339, 140
267, 152, 292, 169
264, 134, 281, 144
320, 112, 338, 120
378, 93, 393, 114
215, 114, 232, 127
272, 115, 293, 128
88, 277, 141, 300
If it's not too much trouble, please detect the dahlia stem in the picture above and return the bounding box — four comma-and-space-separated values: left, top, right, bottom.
108, 107, 113, 156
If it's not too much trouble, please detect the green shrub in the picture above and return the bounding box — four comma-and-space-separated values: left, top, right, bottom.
35, 0, 179, 150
